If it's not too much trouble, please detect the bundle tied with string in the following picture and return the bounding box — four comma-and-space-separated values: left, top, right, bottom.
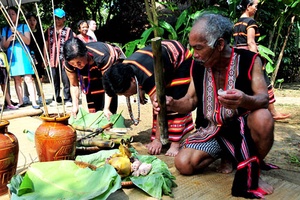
69, 108, 132, 153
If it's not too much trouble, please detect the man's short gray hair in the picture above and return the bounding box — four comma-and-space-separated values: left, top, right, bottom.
193, 13, 233, 48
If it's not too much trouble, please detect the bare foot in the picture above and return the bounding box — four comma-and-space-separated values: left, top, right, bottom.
145, 139, 162, 155
165, 142, 180, 157
216, 158, 233, 174
273, 113, 291, 121
258, 177, 274, 195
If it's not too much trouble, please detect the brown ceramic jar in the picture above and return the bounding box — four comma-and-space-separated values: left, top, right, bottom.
35, 114, 76, 161
0, 120, 19, 195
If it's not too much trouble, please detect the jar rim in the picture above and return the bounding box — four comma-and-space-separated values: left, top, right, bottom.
0, 119, 10, 127
40, 113, 70, 122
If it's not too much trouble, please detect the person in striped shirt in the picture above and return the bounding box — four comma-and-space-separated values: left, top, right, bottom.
63, 38, 125, 119
103, 40, 195, 156
233, 0, 290, 120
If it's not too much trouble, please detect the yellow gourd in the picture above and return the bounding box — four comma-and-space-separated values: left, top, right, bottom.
108, 143, 132, 177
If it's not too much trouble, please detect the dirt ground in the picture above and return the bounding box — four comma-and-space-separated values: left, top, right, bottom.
1, 81, 299, 199
118, 82, 300, 186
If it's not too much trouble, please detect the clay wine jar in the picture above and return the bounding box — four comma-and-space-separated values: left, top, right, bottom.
0, 120, 19, 195
35, 114, 76, 161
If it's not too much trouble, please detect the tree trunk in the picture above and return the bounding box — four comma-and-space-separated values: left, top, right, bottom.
144, 0, 159, 37
271, 17, 285, 60
144, 0, 153, 24
271, 15, 295, 84
268, 26, 276, 50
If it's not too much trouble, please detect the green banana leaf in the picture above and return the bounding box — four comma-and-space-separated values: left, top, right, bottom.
69, 107, 126, 130
8, 161, 121, 200
159, 21, 177, 40
76, 149, 177, 199
175, 9, 188, 31
191, 10, 205, 20
258, 44, 275, 64
130, 154, 177, 198
76, 149, 120, 168
124, 39, 141, 57
265, 62, 275, 74
140, 27, 155, 46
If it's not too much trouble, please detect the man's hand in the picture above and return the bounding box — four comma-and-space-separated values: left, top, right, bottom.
152, 94, 174, 115
139, 90, 148, 105
103, 108, 113, 120
217, 89, 245, 109
71, 105, 79, 119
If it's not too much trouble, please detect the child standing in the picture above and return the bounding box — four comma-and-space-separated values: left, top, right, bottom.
0, 50, 18, 110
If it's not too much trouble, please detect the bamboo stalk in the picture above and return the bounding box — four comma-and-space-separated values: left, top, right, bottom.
110, 135, 133, 144
77, 131, 132, 143
144, 0, 153, 24
75, 123, 113, 142
111, 138, 128, 145
79, 138, 115, 148
151, 37, 168, 145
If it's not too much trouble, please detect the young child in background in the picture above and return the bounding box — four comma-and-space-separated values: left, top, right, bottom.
0, 51, 18, 110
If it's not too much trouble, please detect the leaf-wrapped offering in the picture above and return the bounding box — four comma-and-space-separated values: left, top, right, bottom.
69, 108, 132, 151
69, 107, 126, 131
8, 160, 121, 200
130, 155, 177, 198
76, 148, 177, 199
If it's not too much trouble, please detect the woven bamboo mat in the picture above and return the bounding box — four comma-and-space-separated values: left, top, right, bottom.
2, 118, 300, 200
108, 142, 300, 200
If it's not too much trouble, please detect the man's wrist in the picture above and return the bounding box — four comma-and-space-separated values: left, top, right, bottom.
153, 138, 162, 143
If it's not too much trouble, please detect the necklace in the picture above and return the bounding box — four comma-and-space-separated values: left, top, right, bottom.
126, 76, 140, 125
78, 64, 90, 94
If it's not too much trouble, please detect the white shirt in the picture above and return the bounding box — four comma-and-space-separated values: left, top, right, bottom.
87, 29, 97, 41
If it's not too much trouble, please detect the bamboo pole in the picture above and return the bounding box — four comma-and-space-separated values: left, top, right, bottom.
151, 37, 168, 145
0, 1, 52, 117
0, 1, 49, 119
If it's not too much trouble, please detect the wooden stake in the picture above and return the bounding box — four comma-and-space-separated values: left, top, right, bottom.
151, 37, 168, 145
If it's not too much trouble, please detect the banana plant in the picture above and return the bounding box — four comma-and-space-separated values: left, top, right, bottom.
122, 7, 205, 57
258, 43, 275, 75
